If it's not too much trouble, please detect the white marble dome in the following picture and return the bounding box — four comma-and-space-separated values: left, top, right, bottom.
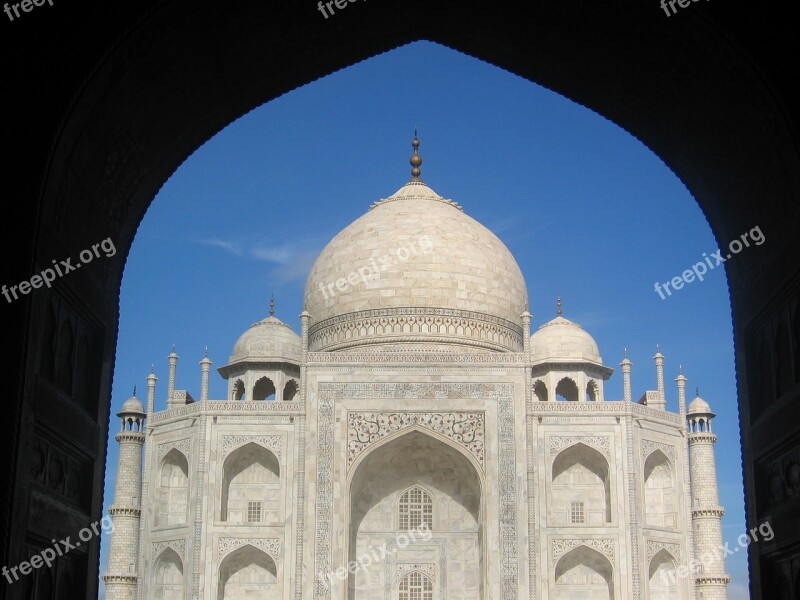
303, 179, 529, 352
230, 315, 302, 363
531, 315, 603, 364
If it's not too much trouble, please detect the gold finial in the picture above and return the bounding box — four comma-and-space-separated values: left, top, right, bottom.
410, 129, 422, 181
269, 294, 275, 316
556, 296, 563, 317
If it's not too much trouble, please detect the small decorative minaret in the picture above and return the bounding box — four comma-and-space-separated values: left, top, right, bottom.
650, 346, 667, 410
166, 346, 180, 409
103, 390, 146, 600
146, 367, 157, 417
521, 303, 532, 355
200, 348, 212, 402
687, 391, 730, 599
621, 349, 632, 403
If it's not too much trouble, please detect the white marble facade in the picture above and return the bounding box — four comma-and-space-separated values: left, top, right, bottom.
105, 146, 728, 600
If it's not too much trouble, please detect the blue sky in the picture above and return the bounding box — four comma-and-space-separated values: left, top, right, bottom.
100, 41, 751, 598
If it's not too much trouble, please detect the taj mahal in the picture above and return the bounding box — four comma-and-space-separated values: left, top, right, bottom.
103, 136, 729, 599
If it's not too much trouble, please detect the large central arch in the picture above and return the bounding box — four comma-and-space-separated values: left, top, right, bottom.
347, 430, 485, 599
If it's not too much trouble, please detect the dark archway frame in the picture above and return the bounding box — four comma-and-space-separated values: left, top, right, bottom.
2, 2, 799, 599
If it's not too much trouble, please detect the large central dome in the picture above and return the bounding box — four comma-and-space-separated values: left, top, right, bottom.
304, 142, 528, 352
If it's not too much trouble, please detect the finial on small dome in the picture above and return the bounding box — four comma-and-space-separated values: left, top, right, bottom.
556, 296, 563, 317
150, 364, 154, 374
696, 386, 700, 397
133, 385, 136, 397
204, 346, 208, 358
269, 294, 275, 317
624, 347, 628, 358
679, 364, 683, 375
410, 130, 422, 181
171, 344, 176, 354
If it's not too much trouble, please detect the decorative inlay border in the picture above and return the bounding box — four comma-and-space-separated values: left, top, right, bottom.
307, 351, 527, 364
330, 382, 510, 400
191, 416, 207, 600
498, 396, 518, 600
347, 412, 484, 469
384, 537, 447, 600
313, 388, 335, 599
308, 307, 523, 353
641, 439, 676, 464
218, 537, 280, 561
552, 538, 615, 563
152, 539, 185, 560
221, 435, 282, 459
549, 435, 610, 458
293, 414, 307, 600
157, 438, 191, 463
645, 540, 681, 564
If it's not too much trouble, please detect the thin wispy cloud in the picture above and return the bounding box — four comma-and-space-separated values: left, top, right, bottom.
199, 238, 296, 264
199, 238, 244, 256
251, 244, 294, 264
196, 234, 329, 284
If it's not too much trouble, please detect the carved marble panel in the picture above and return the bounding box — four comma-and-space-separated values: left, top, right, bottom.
552, 538, 615, 563
549, 435, 611, 458
221, 435, 282, 459
218, 537, 280, 561
347, 412, 484, 469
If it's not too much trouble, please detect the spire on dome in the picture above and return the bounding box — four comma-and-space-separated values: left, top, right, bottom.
410, 130, 422, 181
269, 294, 275, 317
557, 296, 563, 317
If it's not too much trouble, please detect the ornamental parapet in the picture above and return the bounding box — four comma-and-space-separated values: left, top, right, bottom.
109, 506, 141, 517
692, 506, 725, 518
102, 574, 138, 584
527, 401, 683, 426
688, 433, 718, 444
149, 400, 305, 424
114, 432, 145, 444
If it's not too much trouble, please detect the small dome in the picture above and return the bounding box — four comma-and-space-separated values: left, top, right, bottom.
230, 315, 302, 363
531, 316, 602, 364
687, 395, 714, 415
119, 394, 145, 415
